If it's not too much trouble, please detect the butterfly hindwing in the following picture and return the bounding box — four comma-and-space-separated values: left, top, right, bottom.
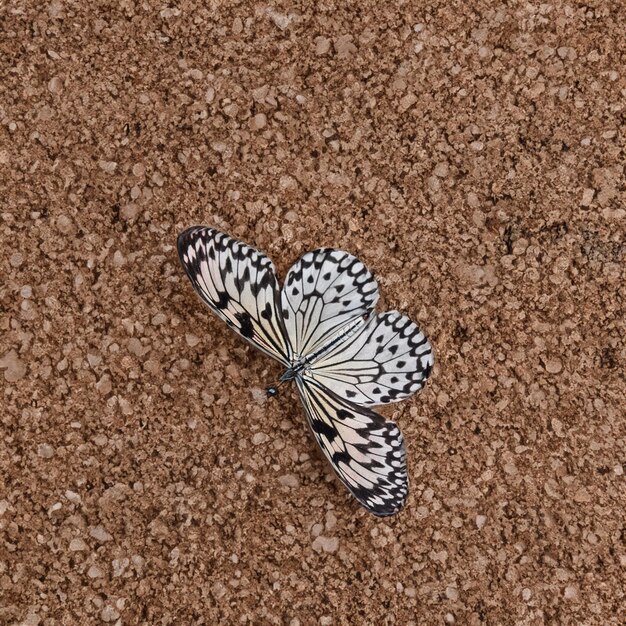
306, 311, 434, 406
281, 249, 379, 358
177, 226, 291, 365
296, 378, 408, 517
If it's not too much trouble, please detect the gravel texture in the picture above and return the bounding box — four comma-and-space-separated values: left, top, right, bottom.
1, 1, 625, 624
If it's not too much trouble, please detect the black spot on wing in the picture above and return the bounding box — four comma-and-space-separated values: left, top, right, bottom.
235, 312, 253, 338
312, 419, 337, 443
215, 291, 230, 309
258, 271, 272, 290
260, 302, 273, 320
332, 451, 352, 465
235, 264, 251, 292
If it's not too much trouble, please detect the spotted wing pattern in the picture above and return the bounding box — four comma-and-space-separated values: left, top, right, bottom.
177, 226, 291, 365
281, 249, 379, 359
295, 378, 408, 517
306, 311, 434, 406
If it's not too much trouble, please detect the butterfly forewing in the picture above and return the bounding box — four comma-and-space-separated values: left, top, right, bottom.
281, 249, 379, 358
177, 226, 291, 365
305, 311, 434, 406
295, 378, 409, 517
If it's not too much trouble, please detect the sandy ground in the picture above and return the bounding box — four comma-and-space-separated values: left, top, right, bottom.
1, 1, 625, 624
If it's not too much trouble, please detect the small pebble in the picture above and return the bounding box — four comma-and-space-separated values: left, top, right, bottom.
278, 474, 299, 488
48, 76, 63, 93
37, 443, 55, 459
98, 160, 117, 173
399, 93, 417, 113
544, 359, 563, 374
65, 490, 81, 504
90, 526, 113, 542
69, 538, 88, 551
252, 432, 268, 445
581, 188, 595, 206
445, 585, 459, 601
96, 375, 112, 395
0, 349, 27, 382
185, 333, 200, 347
315, 37, 331, 56
250, 113, 267, 130
152, 313, 167, 326
211, 581, 227, 600
334, 34, 357, 58
312, 535, 339, 554
101, 606, 120, 622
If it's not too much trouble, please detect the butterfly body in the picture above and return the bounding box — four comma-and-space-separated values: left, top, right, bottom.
279, 362, 306, 382
280, 315, 367, 383
177, 226, 434, 517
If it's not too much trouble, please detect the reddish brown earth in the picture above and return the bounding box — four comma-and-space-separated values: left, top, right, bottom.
1, 1, 624, 624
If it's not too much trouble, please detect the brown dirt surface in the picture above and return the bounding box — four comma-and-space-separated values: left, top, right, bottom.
1, 1, 625, 625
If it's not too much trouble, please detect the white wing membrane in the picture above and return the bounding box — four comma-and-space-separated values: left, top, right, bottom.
306, 311, 434, 406
177, 227, 291, 365
281, 249, 378, 358
296, 379, 408, 517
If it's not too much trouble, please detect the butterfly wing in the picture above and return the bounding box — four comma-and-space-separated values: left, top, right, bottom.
305, 311, 433, 406
281, 249, 379, 358
177, 226, 292, 365
295, 378, 408, 516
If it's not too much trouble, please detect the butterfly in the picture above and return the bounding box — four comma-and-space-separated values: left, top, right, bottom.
177, 226, 434, 516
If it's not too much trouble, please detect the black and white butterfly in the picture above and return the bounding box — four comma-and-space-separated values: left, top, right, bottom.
177, 226, 434, 517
